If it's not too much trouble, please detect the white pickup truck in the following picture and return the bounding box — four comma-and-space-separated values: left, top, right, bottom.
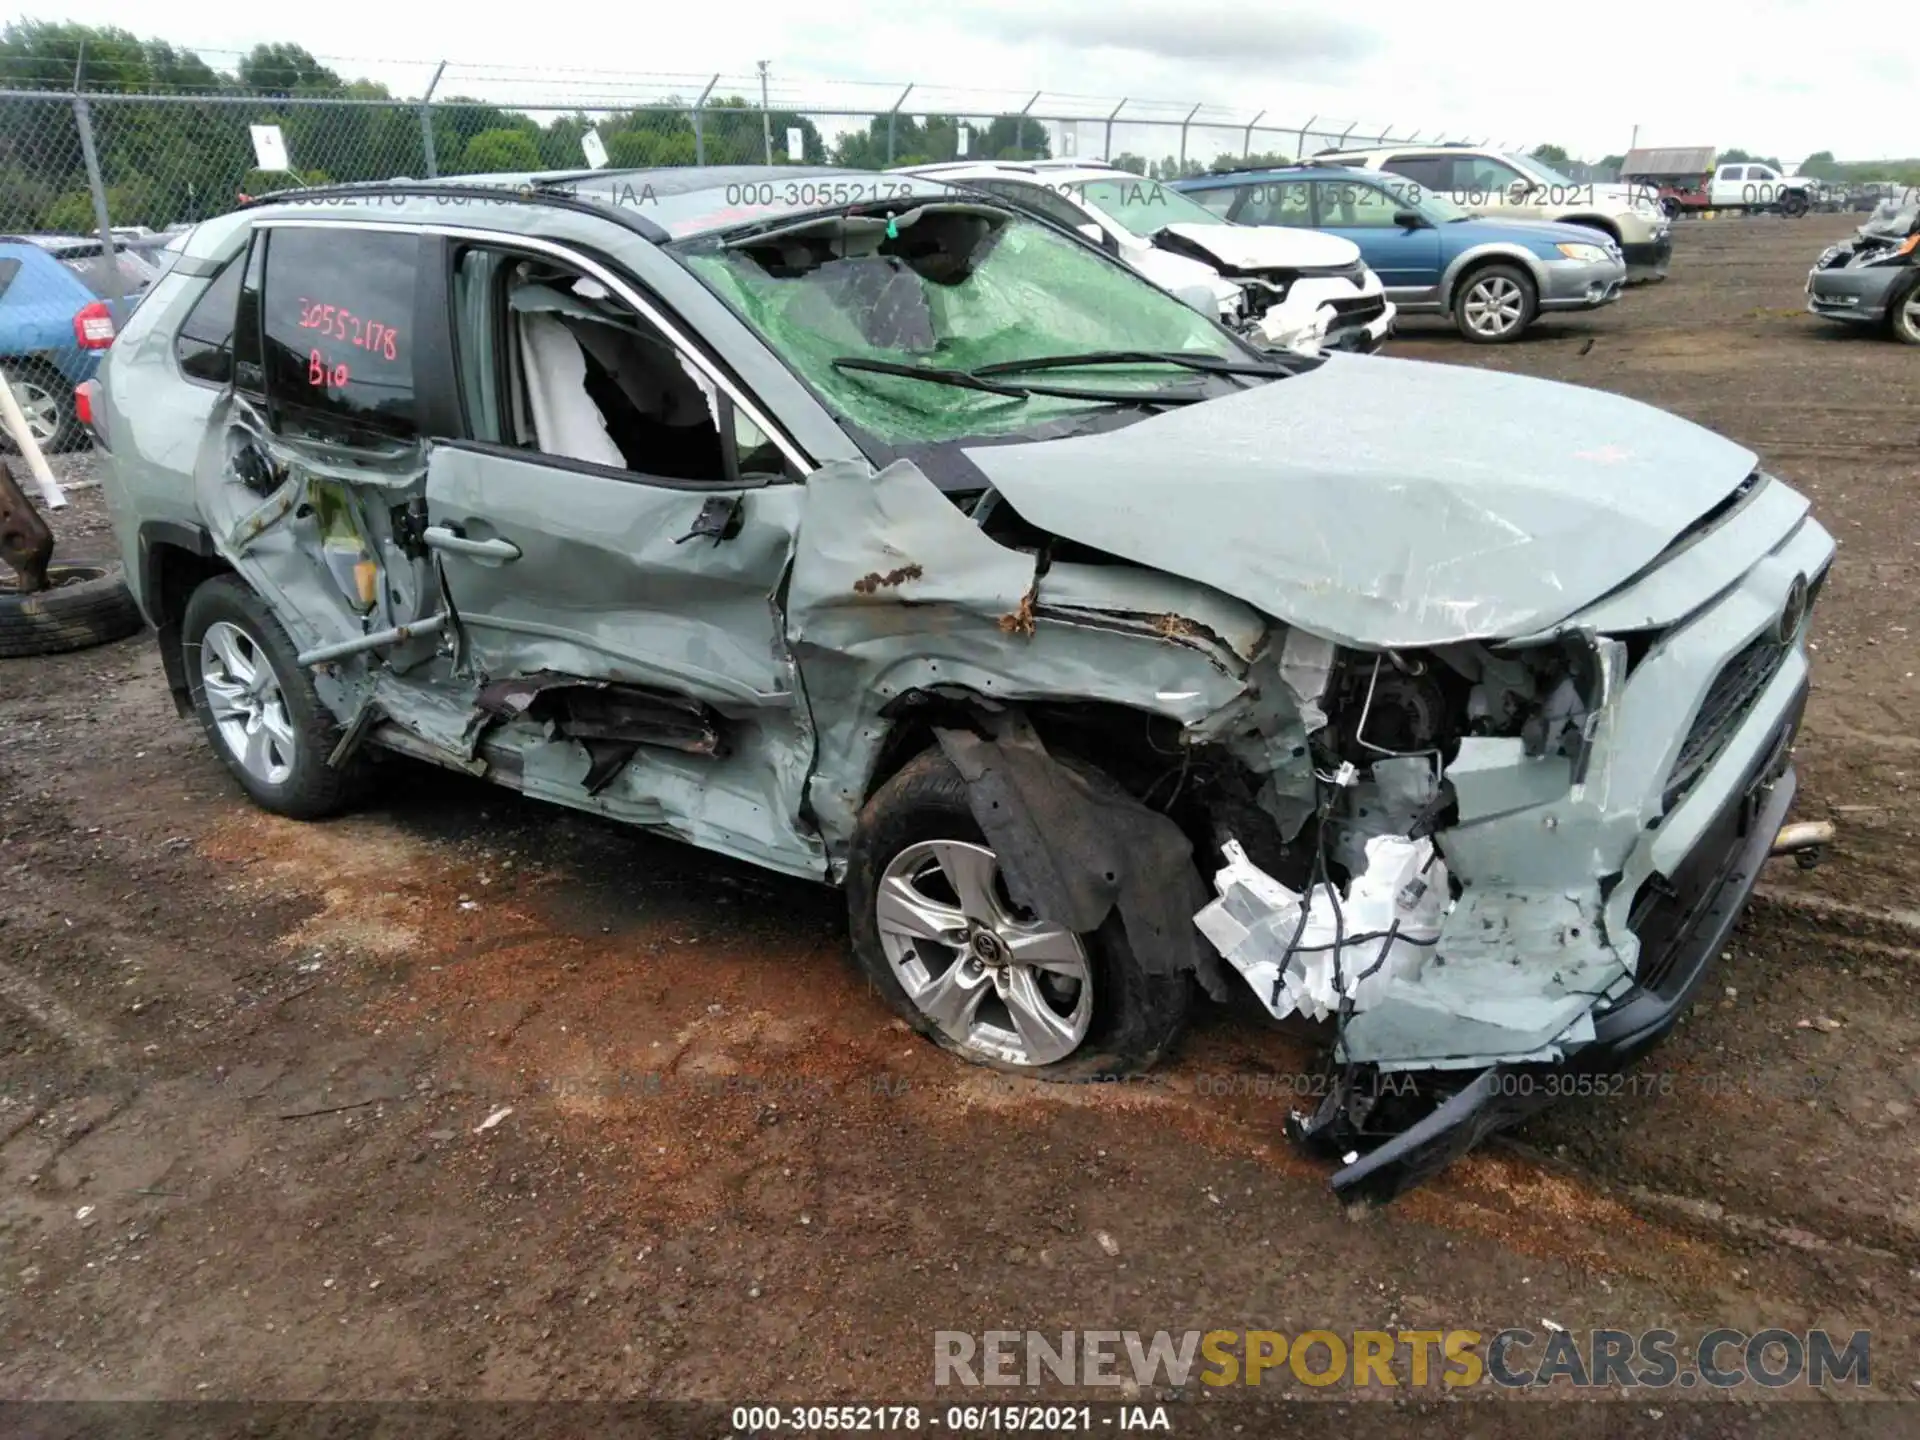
1706, 163, 1819, 216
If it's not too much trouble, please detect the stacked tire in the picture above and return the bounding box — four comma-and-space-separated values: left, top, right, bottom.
0, 557, 145, 658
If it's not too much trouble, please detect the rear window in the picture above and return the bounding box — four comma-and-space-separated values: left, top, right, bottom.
58, 250, 159, 297
0, 257, 19, 302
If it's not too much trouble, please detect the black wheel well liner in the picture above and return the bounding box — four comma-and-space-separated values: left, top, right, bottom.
877, 697, 1231, 1000
137, 521, 233, 715
861, 689, 1191, 813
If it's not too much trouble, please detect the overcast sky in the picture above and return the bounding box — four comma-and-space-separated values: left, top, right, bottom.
12, 0, 1917, 164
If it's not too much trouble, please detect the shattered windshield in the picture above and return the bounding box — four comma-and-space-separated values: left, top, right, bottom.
1866, 200, 1919, 236
1074, 177, 1230, 234
680, 204, 1251, 445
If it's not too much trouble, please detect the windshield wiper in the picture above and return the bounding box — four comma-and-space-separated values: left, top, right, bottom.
831, 356, 1210, 405
969, 349, 1292, 379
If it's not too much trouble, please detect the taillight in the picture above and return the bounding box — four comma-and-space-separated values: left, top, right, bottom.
75, 380, 96, 430
74, 301, 116, 349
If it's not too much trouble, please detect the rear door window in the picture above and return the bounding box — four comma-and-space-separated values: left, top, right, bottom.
259, 226, 420, 443
1382, 155, 1449, 189
1181, 187, 1239, 218
1235, 181, 1312, 226
1453, 154, 1526, 195
969, 179, 1096, 235
0, 257, 19, 303
1312, 180, 1403, 227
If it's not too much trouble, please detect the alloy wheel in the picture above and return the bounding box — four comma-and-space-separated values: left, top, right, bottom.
8, 375, 59, 444
199, 620, 297, 785
1463, 275, 1525, 338
874, 838, 1093, 1067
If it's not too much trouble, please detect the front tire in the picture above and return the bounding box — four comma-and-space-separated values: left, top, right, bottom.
1453, 263, 1538, 343
1889, 274, 1920, 346
846, 748, 1190, 1080
182, 575, 366, 819
1780, 190, 1810, 218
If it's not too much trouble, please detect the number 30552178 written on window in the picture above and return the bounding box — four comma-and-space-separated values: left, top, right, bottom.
295, 297, 401, 388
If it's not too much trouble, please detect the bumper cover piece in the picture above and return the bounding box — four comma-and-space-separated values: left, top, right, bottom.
1621, 233, 1674, 277
1292, 688, 1803, 1203
1807, 265, 1906, 323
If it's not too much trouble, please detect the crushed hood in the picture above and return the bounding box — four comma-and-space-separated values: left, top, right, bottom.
963, 354, 1760, 648
1156, 222, 1360, 272
1127, 244, 1240, 304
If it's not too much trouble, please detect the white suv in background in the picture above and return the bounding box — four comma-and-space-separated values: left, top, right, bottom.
902, 160, 1395, 355
1313, 145, 1674, 282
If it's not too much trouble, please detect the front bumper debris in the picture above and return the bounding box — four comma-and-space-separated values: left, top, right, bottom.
1290, 687, 1804, 1203
1807, 264, 1905, 324
1621, 231, 1674, 281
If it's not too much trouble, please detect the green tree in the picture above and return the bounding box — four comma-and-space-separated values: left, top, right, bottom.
830, 117, 893, 169
237, 43, 341, 97
1110, 153, 1148, 175
460, 128, 542, 173
982, 115, 1051, 161
1212, 150, 1293, 173
434, 99, 533, 174
1797, 150, 1843, 180
693, 97, 826, 164
1530, 143, 1571, 165
537, 113, 595, 170
605, 127, 698, 168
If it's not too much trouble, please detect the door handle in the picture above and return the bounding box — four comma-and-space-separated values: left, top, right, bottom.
424, 525, 521, 562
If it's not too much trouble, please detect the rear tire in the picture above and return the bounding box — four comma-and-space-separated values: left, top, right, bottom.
846, 748, 1191, 1080
0, 359, 85, 453
1452, 263, 1538, 344
181, 575, 367, 819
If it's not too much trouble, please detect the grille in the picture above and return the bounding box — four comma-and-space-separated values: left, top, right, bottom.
1664, 632, 1788, 805
1327, 294, 1388, 323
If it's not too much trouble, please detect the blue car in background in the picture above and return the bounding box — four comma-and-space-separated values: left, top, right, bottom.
1, 237, 154, 451
1174, 167, 1627, 343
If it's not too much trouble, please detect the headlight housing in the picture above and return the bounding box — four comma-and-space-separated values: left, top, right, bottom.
1555, 241, 1612, 263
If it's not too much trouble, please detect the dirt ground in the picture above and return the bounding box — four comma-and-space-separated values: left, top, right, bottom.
2, 216, 1918, 1429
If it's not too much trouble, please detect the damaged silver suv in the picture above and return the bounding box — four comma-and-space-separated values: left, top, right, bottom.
94, 166, 1832, 1200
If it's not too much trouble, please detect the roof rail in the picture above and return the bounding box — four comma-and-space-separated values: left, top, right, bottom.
236, 180, 672, 243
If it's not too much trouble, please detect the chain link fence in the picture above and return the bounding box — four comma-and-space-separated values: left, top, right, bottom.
0, 69, 1511, 448
1, 84, 1500, 237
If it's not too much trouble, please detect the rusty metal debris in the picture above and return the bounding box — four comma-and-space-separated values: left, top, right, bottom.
0, 462, 54, 595
852, 564, 925, 595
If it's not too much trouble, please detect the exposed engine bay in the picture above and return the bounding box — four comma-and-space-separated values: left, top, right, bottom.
955, 455, 1818, 1200
1180, 636, 1610, 1042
